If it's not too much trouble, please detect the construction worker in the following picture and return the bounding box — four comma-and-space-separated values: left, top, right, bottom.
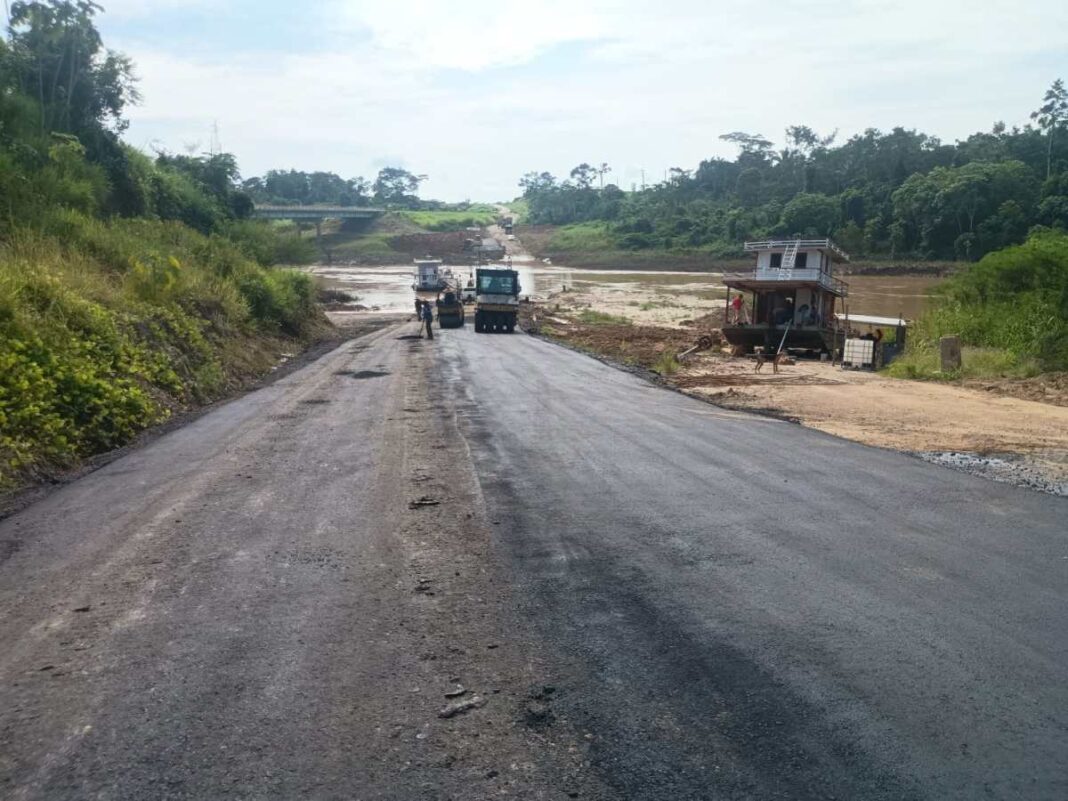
420, 300, 434, 339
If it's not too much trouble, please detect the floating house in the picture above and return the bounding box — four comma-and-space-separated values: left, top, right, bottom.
722, 239, 850, 354
413, 259, 447, 293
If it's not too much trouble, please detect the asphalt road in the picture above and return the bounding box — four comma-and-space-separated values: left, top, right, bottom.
1, 320, 1065, 800
435, 325, 1067, 800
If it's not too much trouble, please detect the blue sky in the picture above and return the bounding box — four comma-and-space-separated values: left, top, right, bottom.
88, 0, 1068, 201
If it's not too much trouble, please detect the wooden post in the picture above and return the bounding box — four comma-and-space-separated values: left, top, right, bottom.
940, 336, 962, 372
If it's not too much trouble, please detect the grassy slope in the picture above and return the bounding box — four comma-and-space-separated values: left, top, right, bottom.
398, 209, 496, 231
0, 213, 328, 492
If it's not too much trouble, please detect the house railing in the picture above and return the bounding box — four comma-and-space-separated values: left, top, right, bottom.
723, 269, 849, 296
743, 238, 851, 262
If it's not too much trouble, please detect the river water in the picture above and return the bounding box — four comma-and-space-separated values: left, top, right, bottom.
309, 261, 941, 321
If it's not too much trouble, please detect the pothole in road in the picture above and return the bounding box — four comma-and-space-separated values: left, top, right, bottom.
395, 335, 423, 341
335, 369, 391, 379
300, 399, 331, 405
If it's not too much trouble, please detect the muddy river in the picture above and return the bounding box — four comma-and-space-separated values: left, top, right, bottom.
309, 260, 941, 321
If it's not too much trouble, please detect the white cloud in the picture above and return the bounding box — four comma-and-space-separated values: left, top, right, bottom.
112, 0, 1068, 200
96, 0, 210, 19
330, 0, 606, 70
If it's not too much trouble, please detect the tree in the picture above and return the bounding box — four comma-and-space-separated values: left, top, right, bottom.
568, 163, 596, 189
784, 125, 836, 191
6, 1, 139, 136
1031, 78, 1067, 180
719, 131, 775, 165
596, 162, 611, 190
892, 160, 1039, 258
519, 171, 556, 195
780, 193, 839, 236
372, 166, 425, 207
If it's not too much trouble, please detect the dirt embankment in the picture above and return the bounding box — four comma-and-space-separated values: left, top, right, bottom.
529, 292, 1068, 494
320, 214, 490, 266
388, 231, 474, 264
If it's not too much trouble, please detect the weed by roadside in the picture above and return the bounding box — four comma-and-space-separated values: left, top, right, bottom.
652, 352, 681, 376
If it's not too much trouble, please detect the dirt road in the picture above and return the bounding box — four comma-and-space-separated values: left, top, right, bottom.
1, 322, 1066, 799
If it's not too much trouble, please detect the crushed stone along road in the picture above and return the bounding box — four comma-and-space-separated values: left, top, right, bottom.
0, 320, 1066, 800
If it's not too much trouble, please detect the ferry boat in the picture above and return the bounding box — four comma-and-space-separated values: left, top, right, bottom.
412, 259, 447, 293
722, 239, 850, 355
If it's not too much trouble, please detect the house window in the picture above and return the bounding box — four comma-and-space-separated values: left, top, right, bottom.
795, 252, 808, 269
770, 253, 783, 269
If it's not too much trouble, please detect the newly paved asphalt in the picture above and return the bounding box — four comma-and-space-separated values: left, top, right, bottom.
1, 319, 1065, 800
437, 324, 1067, 800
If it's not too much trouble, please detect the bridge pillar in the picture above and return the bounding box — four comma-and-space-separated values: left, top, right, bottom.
314, 220, 328, 263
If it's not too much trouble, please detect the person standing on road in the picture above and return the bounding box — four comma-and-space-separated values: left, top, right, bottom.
421, 300, 434, 340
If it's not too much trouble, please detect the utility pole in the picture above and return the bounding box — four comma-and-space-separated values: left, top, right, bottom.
209, 120, 221, 156
640, 169, 646, 190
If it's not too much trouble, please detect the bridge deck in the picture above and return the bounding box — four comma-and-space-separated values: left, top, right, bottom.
252, 206, 385, 220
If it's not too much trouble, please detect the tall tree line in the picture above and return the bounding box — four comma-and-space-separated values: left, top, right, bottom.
519, 81, 1068, 261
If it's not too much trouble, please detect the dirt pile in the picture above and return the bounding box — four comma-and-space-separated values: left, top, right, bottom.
543, 321, 702, 371
963, 372, 1068, 408
388, 231, 473, 263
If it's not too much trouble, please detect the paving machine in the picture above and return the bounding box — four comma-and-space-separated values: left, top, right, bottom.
474, 267, 520, 333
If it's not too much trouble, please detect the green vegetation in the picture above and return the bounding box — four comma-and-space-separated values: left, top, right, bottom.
399, 208, 496, 231
885, 346, 1037, 381
652, 352, 681, 376
0, 2, 323, 490
507, 198, 529, 222
886, 229, 1068, 378
576, 310, 633, 326
545, 222, 617, 252
325, 232, 406, 261
518, 85, 1068, 263
0, 215, 322, 489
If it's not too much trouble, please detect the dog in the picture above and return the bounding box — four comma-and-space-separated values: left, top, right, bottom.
754, 351, 783, 374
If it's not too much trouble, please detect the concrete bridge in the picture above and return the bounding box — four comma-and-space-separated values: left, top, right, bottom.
252, 205, 385, 222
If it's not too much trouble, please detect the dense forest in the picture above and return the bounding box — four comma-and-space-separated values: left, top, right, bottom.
241, 166, 420, 208
240, 166, 485, 213
518, 83, 1068, 262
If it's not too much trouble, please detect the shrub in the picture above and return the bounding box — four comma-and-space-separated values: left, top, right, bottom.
890, 229, 1068, 376
223, 220, 317, 266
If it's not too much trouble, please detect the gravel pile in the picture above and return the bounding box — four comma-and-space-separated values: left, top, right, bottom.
917, 451, 1067, 496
